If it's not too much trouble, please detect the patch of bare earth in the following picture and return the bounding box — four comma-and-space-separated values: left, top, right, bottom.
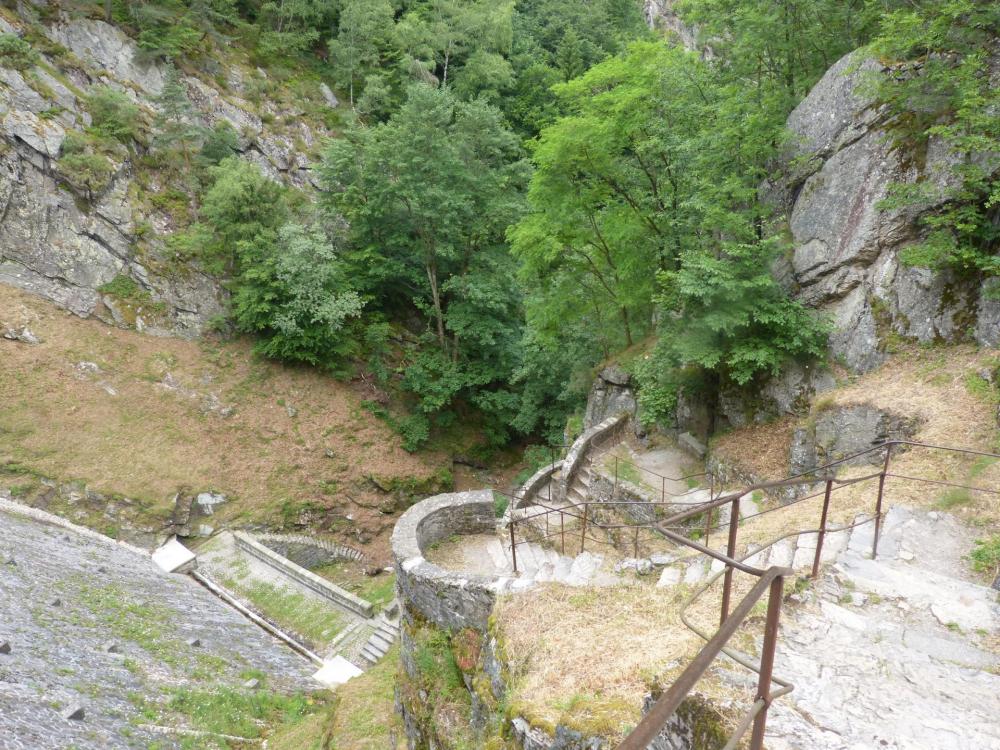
0, 285, 447, 560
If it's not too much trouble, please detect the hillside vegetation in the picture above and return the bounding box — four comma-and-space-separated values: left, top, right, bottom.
3, 0, 998, 456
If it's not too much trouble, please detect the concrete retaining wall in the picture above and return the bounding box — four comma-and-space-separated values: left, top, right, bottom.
391, 490, 508, 632
254, 532, 366, 569
233, 532, 374, 618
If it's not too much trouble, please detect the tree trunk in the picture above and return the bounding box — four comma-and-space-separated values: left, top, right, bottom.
426, 262, 447, 349
621, 306, 633, 347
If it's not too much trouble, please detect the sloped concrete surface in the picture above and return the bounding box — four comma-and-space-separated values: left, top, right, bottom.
0, 507, 314, 750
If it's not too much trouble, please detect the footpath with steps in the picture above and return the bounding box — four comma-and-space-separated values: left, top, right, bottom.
707, 506, 1000, 750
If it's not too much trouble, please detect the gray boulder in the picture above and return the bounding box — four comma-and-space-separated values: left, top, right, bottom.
779, 50, 997, 371
47, 19, 165, 95
797, 404, 922, 468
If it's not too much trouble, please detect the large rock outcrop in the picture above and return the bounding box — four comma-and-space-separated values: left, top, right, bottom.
777, 51, 997, 372
0, 14, 332, 336
583, 365, 638, 430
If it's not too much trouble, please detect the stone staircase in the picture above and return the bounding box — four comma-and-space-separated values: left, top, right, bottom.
359, 611, 401, 665
702, 506, 1000, 749
483, 536, 620, 589
565, 460, 595, 506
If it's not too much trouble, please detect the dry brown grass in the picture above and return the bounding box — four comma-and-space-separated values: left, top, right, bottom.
493, 582, 707, 739
714, 344, 1000, 548
0, 285, 445, 558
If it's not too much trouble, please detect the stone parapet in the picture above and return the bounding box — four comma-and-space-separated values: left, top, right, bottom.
391, 490, 509, 631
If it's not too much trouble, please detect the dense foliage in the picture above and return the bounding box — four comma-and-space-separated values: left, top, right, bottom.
56, 0, 999, 449
868, 0, 1000, 282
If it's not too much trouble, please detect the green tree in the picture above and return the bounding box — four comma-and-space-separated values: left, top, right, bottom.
88, 86, 141, 144
322, 83, 530, 441
868, 0, 1000, 280
257, 0, 330, 57
153, 64, 207, 176
192, 158, 364, 367
231, 222, 365, 365
329, 0, 396, 107
512, 40, 826, 414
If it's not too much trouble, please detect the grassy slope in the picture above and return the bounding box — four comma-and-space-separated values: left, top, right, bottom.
713, 343, 1000, 532
0, 285, 448, 556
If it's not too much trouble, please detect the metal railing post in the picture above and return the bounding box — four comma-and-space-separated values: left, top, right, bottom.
812, 478, 833, 579
561, 512, 565, 555
661, 474, 665, 503
749, 574, 784, 750
872, 443, 893, 559
633, 526, 639, 558
705, 473, 716, 546
580, 503, 588, 554
509, 521, 518, 573
720, 495, 741, 625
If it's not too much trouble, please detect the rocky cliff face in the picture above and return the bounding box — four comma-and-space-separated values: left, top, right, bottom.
776, 51, 1000, 372
0, 11, 333, 336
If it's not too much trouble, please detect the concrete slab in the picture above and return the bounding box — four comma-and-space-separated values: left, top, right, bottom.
312, 655, 364, 687
151, 538, 196, 573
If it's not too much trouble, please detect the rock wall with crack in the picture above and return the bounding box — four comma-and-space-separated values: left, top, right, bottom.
773, 50, 1000, 373
0, 12, 334, 337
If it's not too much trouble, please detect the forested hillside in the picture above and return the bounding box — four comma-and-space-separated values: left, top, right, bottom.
2, 0, 998, 457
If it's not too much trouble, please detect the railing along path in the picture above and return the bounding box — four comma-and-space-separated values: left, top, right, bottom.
498, 438, 1000, 750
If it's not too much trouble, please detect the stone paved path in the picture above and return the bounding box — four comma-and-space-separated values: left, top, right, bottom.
0, 507, 314, 750
728, 507, 1000, 750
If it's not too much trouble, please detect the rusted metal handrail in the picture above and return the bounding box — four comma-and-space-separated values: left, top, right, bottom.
616, 567, 790, 750
611, 439, 1000, 750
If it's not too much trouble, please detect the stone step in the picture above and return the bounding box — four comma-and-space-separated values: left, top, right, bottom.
683, 560, 707, 584
553, 556, 574, 582
369, 632, 394, 651
533, 561, 555, 583
765, 539, 795, 569
846, 514, 875, 557
566, 552, 603, 586
486, 538, 513, 571
791, 527, 850, 570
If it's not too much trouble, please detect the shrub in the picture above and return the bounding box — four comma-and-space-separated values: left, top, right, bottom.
0, 33, 39, 70
87, 86, 141, 144
200, 121, 240, 164
57, 133, 115, 198
970, 536, 1000, 575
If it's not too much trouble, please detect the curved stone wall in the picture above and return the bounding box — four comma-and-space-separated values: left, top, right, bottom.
501, 459, 563, 526
254, 532, 366, 569
391, 490, 509, 631
559, 411, 630, 502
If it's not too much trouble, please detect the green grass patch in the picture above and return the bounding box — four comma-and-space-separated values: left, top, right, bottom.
312, 562, 396, 612
77, 582, 178, 663
220, 576, 346, 645
493, 491, 509, 519
935, 487, 973, 509
970, 535, 1000, 575
168, 685, 321, 744
326, 643, 402, 749
964, 371, 999, 404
